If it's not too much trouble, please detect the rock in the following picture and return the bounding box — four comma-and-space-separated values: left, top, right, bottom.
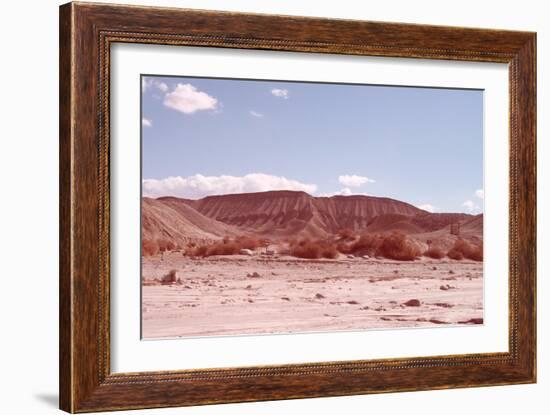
432, 266, 437, 270
459, 318, 484, 324
449, 270, 455, 274
281, 297, 291, 301
347, 300, 360, 305
429, 318, 449, 324
315, 293, 326, 299
247, 272, 261, 278
362, 255, 370, 260
347, 254, 355, 259
403, 299, 421, 307
245, 284, 252, 290
240, 248, 254, 256
161, 269, 177, 285
439, 285, 449, 291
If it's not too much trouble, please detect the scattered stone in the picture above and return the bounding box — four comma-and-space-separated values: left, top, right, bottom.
459, 318, 484, 324
271, 272, 278, 276
347, 300, 359, 305
281, 297, 291, 301
347, 254, 355, 259
393, 270, 399, 274
432, 266, 437, 270
360, 306, 370, 310
247, 272, 261, 278
440, 284, 455, 290
240, 249, 254, 256
449, 270, 455, 274
429, 318, 448, 324
403, 299, 421, 307
245, 285, 252, 290
362, 255, 370, 260
247, 298, 254, 303
380, 316, 392, 321
315, 293, 326, 299
433, 302, 453, 308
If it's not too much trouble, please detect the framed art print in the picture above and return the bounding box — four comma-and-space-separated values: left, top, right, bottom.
59, 2, 536, 412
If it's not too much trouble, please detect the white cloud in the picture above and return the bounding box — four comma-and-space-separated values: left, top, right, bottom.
417, 204, 437, 213
156, 82, 168, 92
271, 88, 289, 99
249, 110, 264, 118
164, 83, 218, 114
318, 188, 370, 197
142, 173, 317, 199
462, 200, 481, 214
475, 189, 484, 199
338, 174, 375, 188
142, 77, 168, 93
142, 117, 152, 127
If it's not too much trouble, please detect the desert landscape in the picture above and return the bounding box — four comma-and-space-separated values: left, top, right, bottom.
141, 190, 483, 338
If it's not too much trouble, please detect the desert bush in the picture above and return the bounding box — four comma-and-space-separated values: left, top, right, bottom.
377, 231, 421, 260
335, 231, 419, 260
234, 235, 261, 250
289, 238, 338, 259
186, 235, 263, 257
344, 233, 383, 256
337, 228, 356, 241
447, 239, 483, 261
157, 239, 176, 252
142, 239, 159, 256
423, 247, 446, 259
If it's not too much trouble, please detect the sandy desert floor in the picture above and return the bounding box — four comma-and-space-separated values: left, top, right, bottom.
141, 252, 483, 339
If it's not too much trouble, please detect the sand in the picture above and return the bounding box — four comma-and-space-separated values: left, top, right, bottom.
142, 252, 483, 339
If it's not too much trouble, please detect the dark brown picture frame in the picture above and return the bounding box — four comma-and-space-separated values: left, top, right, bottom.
59, 2, 536, 412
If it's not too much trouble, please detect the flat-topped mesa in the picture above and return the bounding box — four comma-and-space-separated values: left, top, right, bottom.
149, 190, 425, 240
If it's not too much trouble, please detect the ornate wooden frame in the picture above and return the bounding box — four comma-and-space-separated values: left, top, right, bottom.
59, 2, 536, 412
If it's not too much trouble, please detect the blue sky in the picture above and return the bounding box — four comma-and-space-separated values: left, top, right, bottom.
141, 75, 484, 214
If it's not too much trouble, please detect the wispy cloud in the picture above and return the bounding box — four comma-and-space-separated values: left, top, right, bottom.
142, 173, 317, 199
164, 83, 218, 114
142, 77, 168, 93
462, 189, 484, 213
318, 188, 371, 197
271, 88, 289, 99
249, 110, 264, 118
462, 199, 481, 214
417, 204, 437, 213
338, 175, 375, 188
142, 117, 152, 127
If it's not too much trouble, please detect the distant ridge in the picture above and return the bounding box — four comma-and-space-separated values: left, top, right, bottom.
143, 190, 481, 246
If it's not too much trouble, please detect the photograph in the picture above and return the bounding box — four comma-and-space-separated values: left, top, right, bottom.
140, 75, 485, 339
